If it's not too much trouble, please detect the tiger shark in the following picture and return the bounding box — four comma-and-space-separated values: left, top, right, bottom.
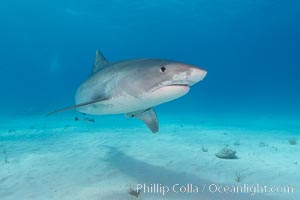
49, 50, 207, 133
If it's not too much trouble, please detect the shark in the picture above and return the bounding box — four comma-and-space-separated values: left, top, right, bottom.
49, 50, 207, 133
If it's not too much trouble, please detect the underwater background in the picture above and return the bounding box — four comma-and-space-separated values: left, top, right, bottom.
0, 0, 300, 200
1, 0, 300, 115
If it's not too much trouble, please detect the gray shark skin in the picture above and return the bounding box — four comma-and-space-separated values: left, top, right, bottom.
49, 50, 207, 133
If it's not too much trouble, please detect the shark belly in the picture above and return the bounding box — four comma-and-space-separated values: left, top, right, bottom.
76, 93, 145, 115
76, 85, 190, 115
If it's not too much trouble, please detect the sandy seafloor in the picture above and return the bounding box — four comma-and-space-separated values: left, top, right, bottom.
0, 112, 299, 200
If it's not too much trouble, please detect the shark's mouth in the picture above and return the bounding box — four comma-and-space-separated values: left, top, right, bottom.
153, 82, 190, 92
168, 83, 189, 87
148, 83, 190, 104
154, 83, 188, 90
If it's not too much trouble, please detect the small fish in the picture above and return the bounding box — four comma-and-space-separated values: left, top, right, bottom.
84, 118, 95, 123
8, 129, 16, 133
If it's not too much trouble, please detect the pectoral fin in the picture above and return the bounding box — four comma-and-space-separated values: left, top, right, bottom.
126, 108, 159, 133
47, 97, 108, 116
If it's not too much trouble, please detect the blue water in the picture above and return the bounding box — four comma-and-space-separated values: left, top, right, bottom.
1, 0, 299, 116
1, 1, 300, 200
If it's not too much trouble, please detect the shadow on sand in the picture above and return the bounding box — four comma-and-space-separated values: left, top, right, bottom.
101, 146, 274, 200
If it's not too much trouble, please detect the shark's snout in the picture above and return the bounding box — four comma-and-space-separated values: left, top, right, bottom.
188, 67, 207, 86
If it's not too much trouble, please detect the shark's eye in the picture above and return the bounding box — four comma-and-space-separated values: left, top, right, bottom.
160, 66, 166, 73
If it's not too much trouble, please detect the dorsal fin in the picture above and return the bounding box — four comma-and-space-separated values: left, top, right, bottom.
92, 50, 109, 73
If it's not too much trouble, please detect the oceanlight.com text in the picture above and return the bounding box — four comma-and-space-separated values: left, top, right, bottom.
135, 183, 294, 196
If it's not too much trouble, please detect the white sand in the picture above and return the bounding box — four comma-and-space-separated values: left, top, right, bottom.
0, 113, 299, 200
